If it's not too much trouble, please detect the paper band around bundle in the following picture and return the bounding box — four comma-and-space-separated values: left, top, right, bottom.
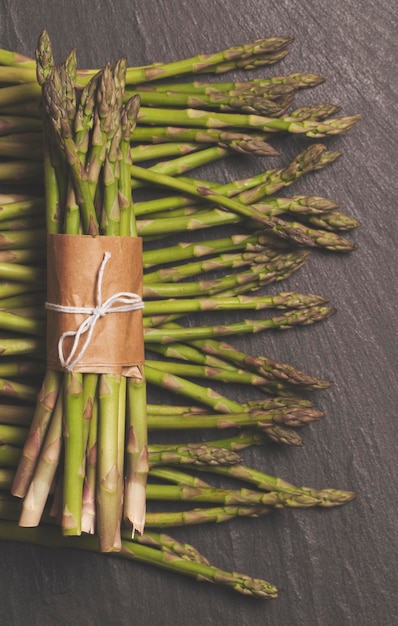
46, 234, 145, 375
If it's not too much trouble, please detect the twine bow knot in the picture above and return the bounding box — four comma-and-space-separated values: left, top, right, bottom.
45, 251, 144, 371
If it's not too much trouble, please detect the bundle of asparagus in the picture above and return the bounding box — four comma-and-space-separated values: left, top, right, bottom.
0, 31, 360, 598
7, 34, 148, 552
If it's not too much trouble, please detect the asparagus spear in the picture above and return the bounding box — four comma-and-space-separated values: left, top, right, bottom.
143, 292, 328, 315
18, 385, 63, 527
197, 464, 356, 506
81, 384, 99, 534
146, 406, 322, 431
178, 144, 341, 199
143, 250, 278, 284
0, 376, 39, 403
147, 444, 241, 466
136, 106, 360, 137
96, 373, 123, 549
119, 93, 149, 540
0, 520, 279, 599
0, 337, 43, 357
142, 232, 269, 268
144, 305, 335, 344
131, 126, 278, 155
124, 369, 148, 537
137, 72, 324, 93
144, 483, 351, 508
0, 405, 33, 426
123, 37, 293, 84
11, 370, 62, 497
144, 504, 270, 528
126, 88, 293, 116
301, 210, 361, 231
185, 336, 332, 391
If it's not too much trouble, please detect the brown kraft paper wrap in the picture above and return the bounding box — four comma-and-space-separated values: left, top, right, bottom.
46, 234, 145, 375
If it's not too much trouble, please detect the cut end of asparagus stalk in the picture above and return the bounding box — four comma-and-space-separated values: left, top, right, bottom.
124, 445, 149, 537
61, 505, 82, 536
125, 482, 147, 538
81, 478, 96, 534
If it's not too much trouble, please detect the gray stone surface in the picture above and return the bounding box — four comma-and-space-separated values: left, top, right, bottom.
0, 1, 397, 624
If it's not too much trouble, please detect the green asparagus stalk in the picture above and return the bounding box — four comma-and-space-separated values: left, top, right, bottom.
132, 126, 278, 156
142, 232, 269, 268
0, 159, 42, 182
0, 424, 28, 446
61, 372, 84, 535
0, 136, 43, 160
0, 309, 44, 335
299, 210, 361, 231
135, 72, 324, 93
17, 384, 63, 526
123, 37, 293, 85
146, 404, 209, 416
135, 530, 212, 564
143, 292, 328, 316
137, 192, 340, 226
145, 504, 270, 527
189, 49, 289, 73
197, 464, 356, 506
0, 337, 43, 357
149, 466, 211, 487
126, 88, 293, 116
124, 368, 148, 537
143, 250, 277, 284
145, 360, 316, 400
147, 443, 241, 466
145, 404, 323, 431
0, 405, 34, 426
0, 445, 21, 467
145, 363, 243, 414
81, 386, 99, 534
117, 92, 149, 539
0, 115, 42, 136
144, 482, 351, 509
11, 370, 61, 497
135, 105, 360, 137
144, 305, 335, 344
96, 373, 123, 550
0, 377, 39, 403
185, 335, 331, 390
209, 425, 304, 446
0, 247, 44, 265
0, 228, 46, 250
92, 75, 125, 551
0, 520, 279, 599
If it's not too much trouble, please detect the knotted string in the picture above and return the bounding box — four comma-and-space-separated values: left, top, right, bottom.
45, 251, 144, 372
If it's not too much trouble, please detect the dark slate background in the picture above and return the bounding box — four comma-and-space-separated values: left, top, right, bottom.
0, 1, 397, 624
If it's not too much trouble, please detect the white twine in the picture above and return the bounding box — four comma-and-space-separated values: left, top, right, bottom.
45, 251, 144, 372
